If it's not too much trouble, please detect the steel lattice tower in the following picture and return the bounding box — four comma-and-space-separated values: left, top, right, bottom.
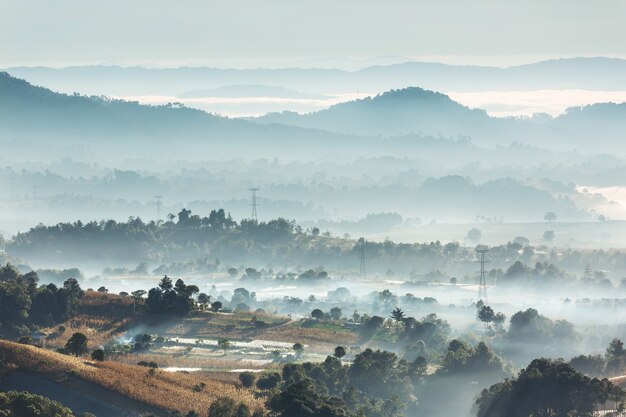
154, 195, 163, 222
477, 248, 488, 304
249, 188, 259, 221
359, 237, 366, 279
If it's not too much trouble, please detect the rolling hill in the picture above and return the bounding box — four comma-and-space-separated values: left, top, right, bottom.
252, 87, 498, 138
3, 71, 626, 157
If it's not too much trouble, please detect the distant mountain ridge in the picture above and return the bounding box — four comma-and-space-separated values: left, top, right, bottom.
5, 57, 626, 97
0, 72, 484, 160
2, 71, 626, 156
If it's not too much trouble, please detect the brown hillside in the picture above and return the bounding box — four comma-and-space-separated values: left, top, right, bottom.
0, 340, 264, 416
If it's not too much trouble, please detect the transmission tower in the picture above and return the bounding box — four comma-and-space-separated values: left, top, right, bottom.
476, 248, 489, 304
154, 195, 163, 222
359, 237, 366, 279
249, 188, 259, 221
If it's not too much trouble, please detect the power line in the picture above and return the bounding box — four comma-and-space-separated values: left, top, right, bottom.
249, 187, 259, 221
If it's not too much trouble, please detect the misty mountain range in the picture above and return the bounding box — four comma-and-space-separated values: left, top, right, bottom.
2, 71, 626, 156
2, 69, 626, 236
5, 57, 626, 97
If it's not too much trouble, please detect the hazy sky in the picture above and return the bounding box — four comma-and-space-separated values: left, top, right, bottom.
2, 0, 626, 68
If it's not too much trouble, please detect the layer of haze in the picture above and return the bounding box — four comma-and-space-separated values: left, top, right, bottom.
2, 0, 626, 68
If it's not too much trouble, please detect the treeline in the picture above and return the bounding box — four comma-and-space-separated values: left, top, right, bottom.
10, 209, 626, 280
258, 345, 623, 417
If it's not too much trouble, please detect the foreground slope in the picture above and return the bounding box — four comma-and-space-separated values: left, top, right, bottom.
0, 340, 264, 416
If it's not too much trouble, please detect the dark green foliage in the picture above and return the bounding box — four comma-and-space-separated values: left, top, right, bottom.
274, 352, 415, 417
311, 309, 324, 320
390, 307, 405, 323
504, 308, 579, 365
478, 305, 495, 322
91, 348, 105, 361
569, 354, 607, 377
268, 379, 350, 417
348, 349, 412, 399
208, 397, 251, 417
256, 372, 282, 390
334, 346, 346, 359
0, 263, 20, 281
397, 313, 451, 353
0, 266, 83, 336
146, 276, 198, 315
239, 371, 256, 388
363, 316, 384, 335
475, 358, 624, 417
606, 338, 626, 375
438, 340, 510, 382
0, 390, 75, 417
329, 307, 342, 320
500, 260, 569, 286
65, 332, 89, 356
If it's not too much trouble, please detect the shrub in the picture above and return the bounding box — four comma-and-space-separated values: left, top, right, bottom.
256, 372, 281, 390
91, 349, 105, 361
65, 332, 89, 356
239, 372, 256, 388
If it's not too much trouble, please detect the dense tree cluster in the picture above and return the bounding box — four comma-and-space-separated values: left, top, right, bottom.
0, 391, 75, 417
0, 263, 83, 336
569, 339, 626, 377
145, 276, 199, 315
501, 308, 579, 365
476, 358, 624, 417
269, 350, 419, 417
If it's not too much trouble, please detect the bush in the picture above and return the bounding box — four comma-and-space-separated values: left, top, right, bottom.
91, 349, 105, 361
256, 372, 281, 390
65, 332, 89, 356
239, 371, 257, 388
208, 397, 251, 417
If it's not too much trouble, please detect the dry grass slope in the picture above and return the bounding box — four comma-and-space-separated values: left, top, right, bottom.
0, 340, 264, 416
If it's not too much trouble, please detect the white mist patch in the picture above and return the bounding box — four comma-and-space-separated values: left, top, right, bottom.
576, 185, 626, 220
114, 93, 364, 118
447, 90, 626, 117
162, 367, 202, 372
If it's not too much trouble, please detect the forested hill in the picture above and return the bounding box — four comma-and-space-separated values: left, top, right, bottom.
0, 71, 234, 136
251, 86, 626, 152
0, 72, 355, 154
3, 71, 626, 154
253, 87, 502, 138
